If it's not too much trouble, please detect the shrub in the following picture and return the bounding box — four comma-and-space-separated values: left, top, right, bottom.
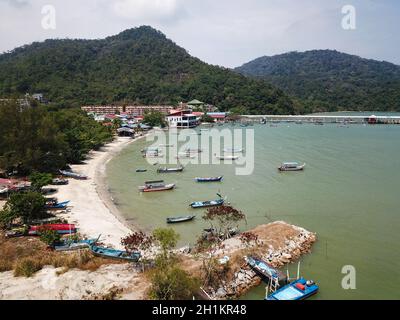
39, 228, 61, 246
14, 258, 42, 277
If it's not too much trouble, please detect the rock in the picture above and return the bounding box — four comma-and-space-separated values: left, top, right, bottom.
216, 288, 227, 298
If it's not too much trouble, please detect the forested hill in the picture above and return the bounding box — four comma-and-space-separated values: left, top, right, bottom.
235, 50, 400, 112
0, 26, 299, 115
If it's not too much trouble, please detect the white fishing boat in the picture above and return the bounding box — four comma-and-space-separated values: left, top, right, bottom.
278, 162, 306, 172
224, 147, 244, 153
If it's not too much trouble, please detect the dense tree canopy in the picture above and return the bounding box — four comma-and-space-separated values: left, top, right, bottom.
0, 26, 298, 115
0, 100, 113, 175
236, 50, 400, 112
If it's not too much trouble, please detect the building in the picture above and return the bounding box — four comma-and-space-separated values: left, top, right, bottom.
207, 112, 229, 122
81, 105, 124, 115
166, 110, 199, 128
81, 105, 174, 116
125, 105, 174, 116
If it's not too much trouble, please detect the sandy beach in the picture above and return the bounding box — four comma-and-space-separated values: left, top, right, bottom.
56, 136, 145, 249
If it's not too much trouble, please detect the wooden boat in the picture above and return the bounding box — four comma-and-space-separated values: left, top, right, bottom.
51, 178, 69, 185
185, 148, 202, 154
216, 155, 239, 161
278, 162, 306, 172
45, 200, 70, 210
59, 170, 88, 180
136, 169, 148, 173
157, 166, 184, 173
5, 227, 27, 238
195, 176, 223, 183
266, 278, 319, 301
176, 154, 196, 160
54, 238, 98, 252
159, 144, 174, 148
190, 198, 224, 209
223, 148, 244, 153
30, 217, 63, 225
166, 215, 196, 224
139, 180, 175, 192
90, 245, 141, 262
141, 147, 160, 153
28, 224, 77, 236
246, 256, 287, 284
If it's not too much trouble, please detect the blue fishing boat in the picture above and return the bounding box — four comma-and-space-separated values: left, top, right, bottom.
266, 278, 319, 301
195, 176, 223, 183
89, 245, 141, 262
246, 256, 287, 284
54, 238, 98, 252
190, 198, 224, 209
45, 201, 70, 210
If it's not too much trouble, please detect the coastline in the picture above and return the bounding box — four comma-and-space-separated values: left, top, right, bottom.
56, 135, 147, 249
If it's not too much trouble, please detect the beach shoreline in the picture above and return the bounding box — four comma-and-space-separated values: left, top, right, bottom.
56, 135, 147, 249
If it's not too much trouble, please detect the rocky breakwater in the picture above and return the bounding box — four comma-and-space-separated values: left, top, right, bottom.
207, 222, 317, 300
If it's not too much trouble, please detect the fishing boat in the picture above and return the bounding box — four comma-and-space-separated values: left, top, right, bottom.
139, 180, 175, 193
223, 147, 244, 153
176, 154, 196, 160
266, 278, 319, 301
143, 152, 164, 159
278, 162, 306, 172
159, 144, 174, 148
45, 200, 70, 210
185, 148, 202, 154
28, 224, 77, 236
89, 245, 141, 262
246, 256, 287, 284
166, 215, 196, 224
136, 169, 148, 173
190, 198, 224, 209
216, 155, 239, 161
54, 238, 98, 252
51, 178, 69, 185
195, 176, 223, 183
5, 227, 27, 238
59, 170, 88, 180
30, 217, 63, 225
141, 147, 160, 153
157, 166, 184, 173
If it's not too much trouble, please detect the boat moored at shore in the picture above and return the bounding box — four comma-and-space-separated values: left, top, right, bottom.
266, 278, 319, 300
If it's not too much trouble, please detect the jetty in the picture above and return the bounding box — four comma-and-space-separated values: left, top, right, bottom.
241, 114, 400, 125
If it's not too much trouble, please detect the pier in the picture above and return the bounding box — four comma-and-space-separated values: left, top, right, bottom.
241, 114, 400, 125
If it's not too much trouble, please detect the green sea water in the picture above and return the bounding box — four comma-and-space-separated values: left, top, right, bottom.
106, 118, 400, 300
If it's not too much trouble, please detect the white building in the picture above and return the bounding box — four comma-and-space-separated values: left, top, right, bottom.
166, 110, 199, 128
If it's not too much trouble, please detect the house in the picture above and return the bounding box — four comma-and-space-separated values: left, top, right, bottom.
207, 112, 229, 122
166, 110, 199, 128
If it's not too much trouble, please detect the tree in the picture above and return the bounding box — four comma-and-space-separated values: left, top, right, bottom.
148, 266, 200, 300
29, 172, 53, 192
202, 205, 246, 240
200, 114, 215, 123
145, 228, 200, 300
0, 192, 47, 227
39, 228, 61, 246
143, 112, 167, 128
121, 231, 154, 271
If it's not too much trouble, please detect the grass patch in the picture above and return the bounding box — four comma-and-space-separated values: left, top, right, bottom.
0, 232, 122, 278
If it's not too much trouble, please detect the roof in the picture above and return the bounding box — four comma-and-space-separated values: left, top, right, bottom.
187, 99, 204, 105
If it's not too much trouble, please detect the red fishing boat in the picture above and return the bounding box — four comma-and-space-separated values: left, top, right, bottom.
28, 224, 77, 235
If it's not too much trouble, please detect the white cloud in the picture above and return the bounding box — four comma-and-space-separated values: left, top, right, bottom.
112, 0, 182, 21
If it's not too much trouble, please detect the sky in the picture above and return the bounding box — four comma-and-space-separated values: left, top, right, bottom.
0, 0, 399, 68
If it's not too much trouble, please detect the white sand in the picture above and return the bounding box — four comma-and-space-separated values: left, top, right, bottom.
0, 264, 149, 300
56, 136, 144, 249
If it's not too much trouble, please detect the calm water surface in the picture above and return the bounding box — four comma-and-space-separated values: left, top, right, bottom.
107, 117, 400, 300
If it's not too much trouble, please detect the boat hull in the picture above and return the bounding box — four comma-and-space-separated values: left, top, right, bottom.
139, 184, 175, 192
190, 199, 224, 209
167, 216, 196, 224
195, 176, 223, 183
